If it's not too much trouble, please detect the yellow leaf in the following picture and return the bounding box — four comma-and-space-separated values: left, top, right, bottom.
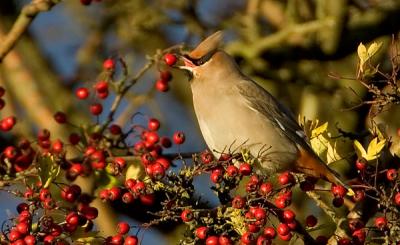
311, 122, 328, 138
310, 135, 329, 161
367, 42, 382, 58
125, 160, 145, 180
353, 140, 367, 159
327, 141, 342, 164
357, 43, 367, 71
366, 137, 386, 161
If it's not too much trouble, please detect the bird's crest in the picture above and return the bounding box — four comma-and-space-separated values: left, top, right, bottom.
189, 31, 223, 59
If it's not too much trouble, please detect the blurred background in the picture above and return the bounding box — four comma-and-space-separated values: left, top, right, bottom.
0, 0, 400, 244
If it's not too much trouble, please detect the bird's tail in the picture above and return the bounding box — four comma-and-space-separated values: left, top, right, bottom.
295, 147, 354, 196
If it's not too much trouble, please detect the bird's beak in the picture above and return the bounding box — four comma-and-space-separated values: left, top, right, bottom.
177, 55, 196, 72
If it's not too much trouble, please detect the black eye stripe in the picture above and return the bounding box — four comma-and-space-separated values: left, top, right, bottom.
185, 50, 215, 66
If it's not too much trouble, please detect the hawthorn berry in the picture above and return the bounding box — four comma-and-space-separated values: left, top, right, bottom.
283, 209, 295, 222
386, 168, 398, 181
95, 81, 108, 93
239, 162, 252, 176
306, 215, 317, 227
76, 87, 89, 99
375, 216, 387, 230
155, 79, 169, 92
394, 192, 400, 206
232, 196, 245, 209
201, 150, 214, 164
278, 171, 294, 185
103, 58, 115, 70
164, 53, 177, 66
53, 111, 67, 124
218, 235, 232, 245
263, 227, 276, 239
160, 70, 172, 81
117, 221, 130, 235
205, 236, 219, 245
241, 232, 254, 244
109, 124, 122, 135
210, 170, 222, 183
259, 182, 273, 196
90, 103, 103, 115
332, 197, 344, 207
1, 116, 16, 131
331, 184, 347, 198
277, 223, 290, 236
173, 131, 185, 144
195, 226, 208, 239
148, 118, 160, 131
181, 209, 193, 222
124, 236, 138, 245
139, 194, 155, 206
122, 192, 135, 204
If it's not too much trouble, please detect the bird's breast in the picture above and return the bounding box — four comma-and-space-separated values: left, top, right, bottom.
191, 84, 298, 173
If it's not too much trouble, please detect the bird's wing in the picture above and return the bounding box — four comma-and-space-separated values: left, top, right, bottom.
237, 79, 312, 151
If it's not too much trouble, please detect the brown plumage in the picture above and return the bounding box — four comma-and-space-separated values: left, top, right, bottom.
179, 31, 348, 188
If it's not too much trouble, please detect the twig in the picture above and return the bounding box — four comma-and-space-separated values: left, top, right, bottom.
0, 0, 61, 62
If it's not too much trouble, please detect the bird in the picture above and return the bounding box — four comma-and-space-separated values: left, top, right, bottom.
177, 31, 349, 188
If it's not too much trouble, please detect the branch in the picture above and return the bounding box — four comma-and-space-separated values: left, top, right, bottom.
0, 0, 60, 62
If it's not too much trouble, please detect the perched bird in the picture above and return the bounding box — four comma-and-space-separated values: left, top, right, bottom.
178, 31, 348, 187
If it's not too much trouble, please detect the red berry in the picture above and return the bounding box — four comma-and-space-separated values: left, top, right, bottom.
352, 189, 365, 202
145, 131, 159, 145
277, 223, 290, 236
201, 150, 214, 164
16, 222, 29, 235
155, 79, 169, 92
355, 159, 366, 171
316, 235, 328, 244
375, 216, 387, 230
278, 171, 294, 185
332, 197, 344, 207
164, 53, 177, 66
352, 229, 366, 243
254, 207, 267, 221
239, 163, 252, 176
95, 81, 108, 93
39, 188, 51, 201
139, 194, 155, 206
1, 116, 16, 131
90, 103, 103, 115
110, 234, 124, 245
69, 133, 81, 145
278, 232, 292, 241
149, 162, 165, 180
108, 187, 122, 201
76, 87, 89, 99
219, 235, 232, 245
155, 157, 170, 170
331, 184, 347, 198
66, 212, 79, 226
117, 221, 130, 235
305, 215, 317, 227
232, 196, 245, 209
109, 124, 122, 135
81, 206, 98, 220
226, 165, 238, 177
386, 168, 398, 181
160, 137, 172, 148
122, 192, 135, 204
124, 236, 138, 245
4, 146, 18, 159
210, 170, 222, 183
205, 236, 219, 245
263, 227, 276, 239
173, 131, 185, 144
51, 139, 64, 153
97, 90, 108, 99
241, 232, 254, 244
80, 0, 92, 5
53, 111, 67, 124
394, 192, 400, 206
195, 226, 208, 239
160, 71, 172, 81
148, 118, 160, 131
338, 238, 351, 245
0, 98, 5, 110
181, 209, 193, 222
9, 230, 22, 242
0, 87, 5, 97
24, 235, 36, 245
283, 209, 295, 222
103, 59, 115, 70
259, 182, 273, 196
